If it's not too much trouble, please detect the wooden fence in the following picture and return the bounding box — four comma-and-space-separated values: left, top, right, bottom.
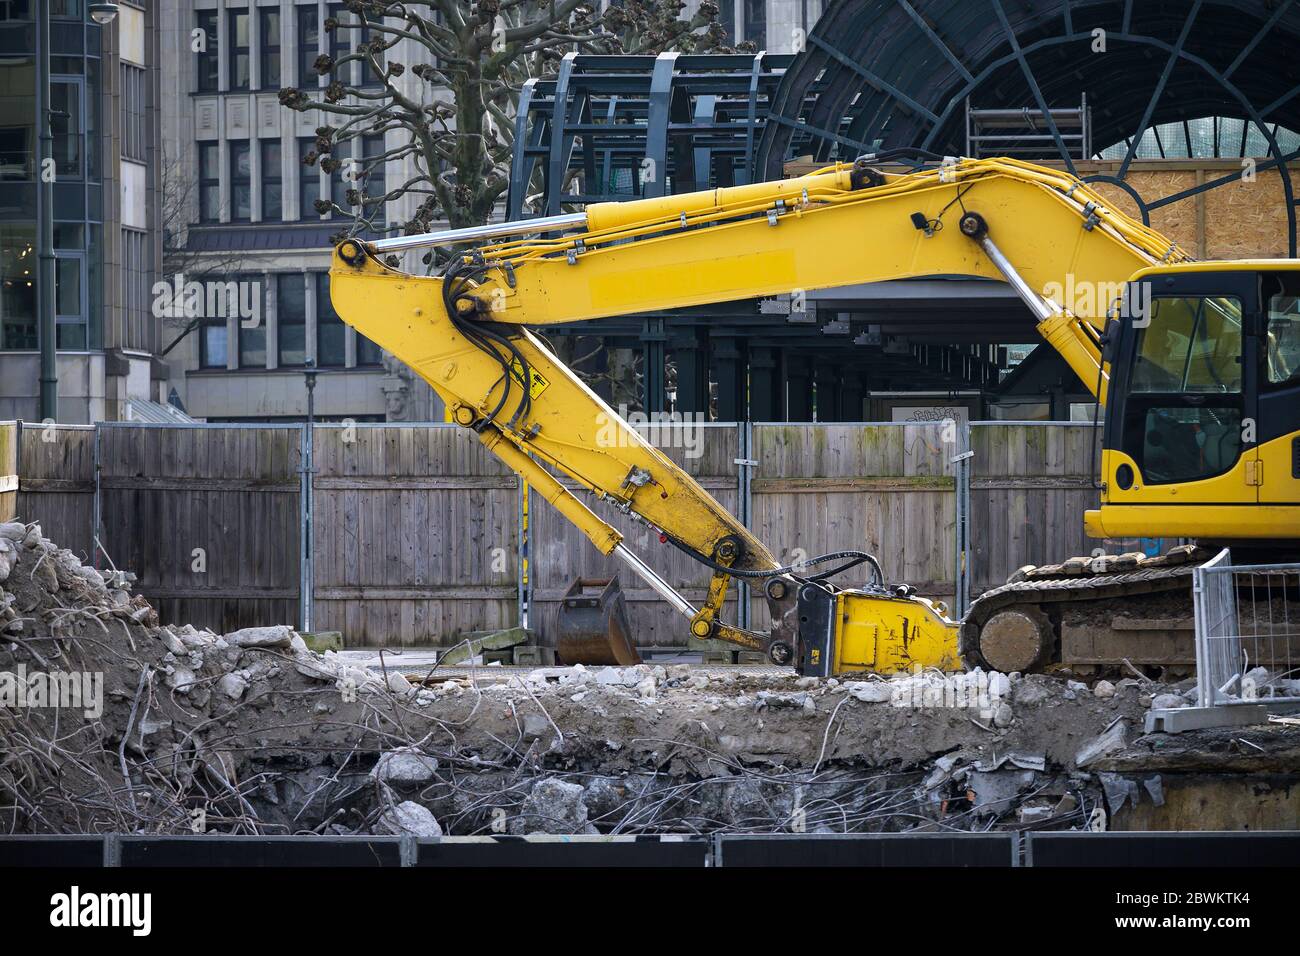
748, 422, 957, 628
529, 424, 742, 649
14, 423, 95, 558
0, 422, 16, 522
311, 424, 520, 644
5, 420, 1127, 650
96, 424, 303, 634
969, 422, 1107, 593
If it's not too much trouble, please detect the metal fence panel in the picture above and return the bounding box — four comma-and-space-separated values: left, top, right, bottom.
715, 832, 1017, 867
1196, 549, 1300, 708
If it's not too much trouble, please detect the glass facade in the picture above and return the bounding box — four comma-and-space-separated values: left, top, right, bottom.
0, 6, 103, 352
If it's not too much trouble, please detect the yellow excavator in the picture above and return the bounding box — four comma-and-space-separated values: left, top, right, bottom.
329, 156, 1300, 678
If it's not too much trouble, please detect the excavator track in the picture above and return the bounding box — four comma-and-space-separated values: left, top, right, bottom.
960, 546, 1210, 675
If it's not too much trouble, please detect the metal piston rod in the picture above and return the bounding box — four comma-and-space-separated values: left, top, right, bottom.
363, 213, 589, 254
612, 543, 698, 619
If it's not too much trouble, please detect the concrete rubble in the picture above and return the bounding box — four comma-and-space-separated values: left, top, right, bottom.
2, 521, 1297, 836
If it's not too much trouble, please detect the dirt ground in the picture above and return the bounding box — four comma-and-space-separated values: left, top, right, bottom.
2, 520, 1297, 836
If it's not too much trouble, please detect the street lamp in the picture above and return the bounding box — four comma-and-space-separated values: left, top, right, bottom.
301, 359, 317, 633
87, 3, 119, 25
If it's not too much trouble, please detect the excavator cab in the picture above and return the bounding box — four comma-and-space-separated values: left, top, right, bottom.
1090, 262, 1300, 541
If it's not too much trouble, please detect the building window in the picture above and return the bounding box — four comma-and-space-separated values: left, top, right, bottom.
230, 140, 251, 221
299, 137, 321, 218
328, 4, 350, 73
0, 225, 37, 350
199, 142, 220, 222
121, 63, 146, 162
260, 8, 281, 89
50, 78, 83, 179
228, 10, 250, 91
329, 137, 349, 218
297, 5, 319, 88
359, 133, 386, 223
122, 228, 150, 348
315, 272, 345, 367
743, 0, 766, 46
359, 14, 380, 86
277, 273, 306, 366
716, 0, 736, 44
54, 252, 86, 349
196, 11, 218, 92
200, 312, 227, 368
357, 334, 382, 366
261, 140, 282, 221
239, 276, 267, 368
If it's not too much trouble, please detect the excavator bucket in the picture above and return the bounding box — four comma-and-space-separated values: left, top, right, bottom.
555, 576, 642, 666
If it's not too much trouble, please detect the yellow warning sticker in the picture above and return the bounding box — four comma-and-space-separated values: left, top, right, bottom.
509, 359, 550, 400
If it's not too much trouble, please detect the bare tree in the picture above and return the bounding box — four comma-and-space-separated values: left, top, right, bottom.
279, 0, 729, 240
158, 149, 248, 356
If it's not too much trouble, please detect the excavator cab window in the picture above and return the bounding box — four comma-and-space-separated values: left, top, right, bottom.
1121, 293, 1245, 485
1259, 273, 1300, 488
1265, 284, 1300, 387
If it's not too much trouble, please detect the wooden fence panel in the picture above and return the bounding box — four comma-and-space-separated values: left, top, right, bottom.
98, 425, 302, 633
0, 422, 16, 522
311, 424, 520, 646
969, 422, 1145, 595
15, 424, 95, 559
749, 423, 957, 629
529, 424, 741, 651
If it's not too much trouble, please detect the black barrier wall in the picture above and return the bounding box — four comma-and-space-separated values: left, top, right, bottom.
3, 832, 1299, 868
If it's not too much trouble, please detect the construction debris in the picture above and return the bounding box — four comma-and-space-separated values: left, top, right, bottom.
1, 522, 1296, 837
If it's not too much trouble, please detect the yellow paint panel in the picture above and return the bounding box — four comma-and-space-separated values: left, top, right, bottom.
835, 592, 960, 675
1100, 449, 1258, 507
1086, 503, 1300, 539
1258, 431, 1300, 506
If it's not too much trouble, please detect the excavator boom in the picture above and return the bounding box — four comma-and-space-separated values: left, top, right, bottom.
329, 156, 1298, 675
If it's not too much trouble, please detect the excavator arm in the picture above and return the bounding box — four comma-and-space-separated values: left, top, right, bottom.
329, 156, 1190, 672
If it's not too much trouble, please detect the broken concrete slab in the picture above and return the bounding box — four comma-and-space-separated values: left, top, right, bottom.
378, 800, 442, 838
439, 627, 532, 666
225, 625, 295, 649
1076, 719, 1128, 768
510, 779, 598, 835
372, 747, 440, 785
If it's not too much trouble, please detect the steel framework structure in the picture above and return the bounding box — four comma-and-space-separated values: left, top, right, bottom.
501, 0, 1300, 417
757, 0, 1300, 253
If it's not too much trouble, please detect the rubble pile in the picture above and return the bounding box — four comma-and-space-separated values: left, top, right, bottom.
2, 522, 1285, 836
